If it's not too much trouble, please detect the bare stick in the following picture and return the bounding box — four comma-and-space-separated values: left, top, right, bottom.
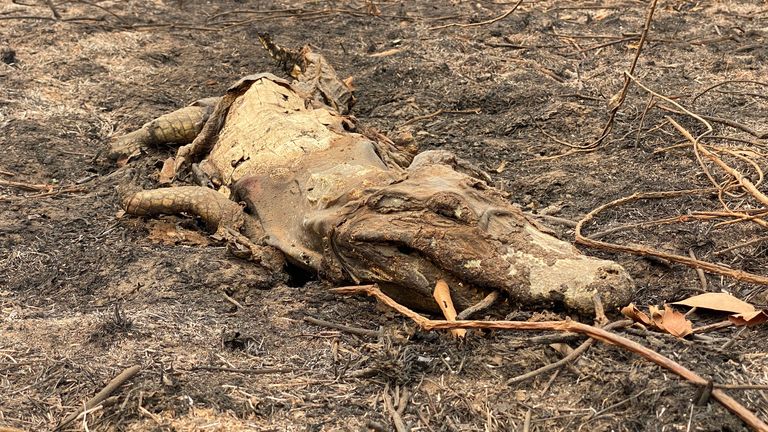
525, 212, 578, 228
57, 365, 141, 430
575, 189, 768, 285
692, 79, 768, 103
43, 0, 61, 19
506, 320, 632, 385
332, 285, 768, 431
688, 249, 708, 291
383, 384, 408, 432
399, 108, 481, 127
668, 116, 768, 207
303, 316, 381, 337
220, 290, 244, 309
714, 236, 768, 256
542, 0, 658, 152
456, 291, 500, 320
692, 320, 733, 334
428, 0, 523, 31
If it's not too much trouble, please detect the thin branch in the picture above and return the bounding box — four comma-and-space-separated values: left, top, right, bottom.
575, 189, 768, 285
456, 291, 500, 320
303, 316, 381, 337
428, 0, 523, 31
505, 320, 631, 385
332, 285, 768, 431
57, 365, 141, 430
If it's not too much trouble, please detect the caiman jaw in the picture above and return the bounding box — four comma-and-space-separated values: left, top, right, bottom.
325, 164, 634, 315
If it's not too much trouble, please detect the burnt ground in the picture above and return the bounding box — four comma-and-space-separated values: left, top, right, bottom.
1, 1, 768, 431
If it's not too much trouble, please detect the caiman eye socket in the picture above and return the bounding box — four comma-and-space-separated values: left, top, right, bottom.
427, 192, 477, 224
397, 244, 417, 256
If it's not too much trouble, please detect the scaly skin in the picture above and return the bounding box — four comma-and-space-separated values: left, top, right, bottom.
115, 40, 634, 315
108, 97, 218, 162
120, 181, 284, 272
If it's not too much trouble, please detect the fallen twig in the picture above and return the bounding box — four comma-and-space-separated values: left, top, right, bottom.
0, 179, 87, 197
506, 320, 632, 385
688, 249, 708, 292
0, 179, 52, 192
399, 108, 481, 127
57, 365, 141, 430
332, 285, 768, 430
525, 212, 578, 228
692, 320, 733, 335
303, 316, 381, 337
540, 0, 658, 154
428, 0, 523, 31
220, 290, 244, 309
668, 116, 768, 207
43, 0, 61, 19
575, 189, 768, 286
714, 236, 768, 256
456, 291, 500, 320
692, 79, 768, 104
383, 384, 408, 432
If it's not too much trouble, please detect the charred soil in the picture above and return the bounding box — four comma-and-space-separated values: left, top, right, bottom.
1, 1, 767, 431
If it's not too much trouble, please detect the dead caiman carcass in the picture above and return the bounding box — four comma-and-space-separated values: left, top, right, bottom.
110, 37, 634, 314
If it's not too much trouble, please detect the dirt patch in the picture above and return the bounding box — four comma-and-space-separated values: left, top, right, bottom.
1, 1, 767, 431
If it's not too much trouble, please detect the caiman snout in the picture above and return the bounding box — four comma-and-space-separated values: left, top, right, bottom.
326, 164, 634, 315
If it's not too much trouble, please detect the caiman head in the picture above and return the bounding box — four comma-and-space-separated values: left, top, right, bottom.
320, 161, 634, 315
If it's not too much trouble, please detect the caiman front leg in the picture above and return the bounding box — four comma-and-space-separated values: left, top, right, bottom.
108, 97, 220, 163
119, 179, 285, 272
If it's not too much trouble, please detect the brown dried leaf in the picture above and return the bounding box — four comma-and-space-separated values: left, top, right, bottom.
623, 303, 692, 338
158, 157, 176, 185
672, 292, 756, 315
621, 303, 652, 326
729, 310, 768, 327
549, 343, 574, 357
651, 304, 693, 338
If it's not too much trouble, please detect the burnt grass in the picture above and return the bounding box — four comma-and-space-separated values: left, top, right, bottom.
1, 1, 768, 431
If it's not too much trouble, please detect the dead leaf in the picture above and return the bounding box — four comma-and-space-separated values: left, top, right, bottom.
621, 303, 652, 326
433, 279, 466, 338
158, 157, 176, 184
622, 303, 692, 337
729, 310, 768, 327
672, 292, 756, 315
549, 343, 574, 357
650, 304, 693, 338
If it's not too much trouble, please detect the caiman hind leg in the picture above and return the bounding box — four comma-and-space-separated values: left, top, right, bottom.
119, 178, 285, 272
108, 97, 220, 163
